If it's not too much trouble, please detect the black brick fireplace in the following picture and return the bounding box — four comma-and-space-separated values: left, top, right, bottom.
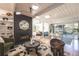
14, 13, 32, 45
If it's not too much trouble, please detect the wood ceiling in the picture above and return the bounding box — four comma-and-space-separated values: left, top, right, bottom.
0, 3, 61, 17
35, 3, 79, 24
0, 3, 79, 24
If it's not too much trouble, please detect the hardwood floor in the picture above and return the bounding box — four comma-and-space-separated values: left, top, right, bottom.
7, 36, 79, 56
35, 36, 79, 56
64, 39, 79, 56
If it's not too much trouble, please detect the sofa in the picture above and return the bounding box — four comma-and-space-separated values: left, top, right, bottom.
0, 37, 14, 56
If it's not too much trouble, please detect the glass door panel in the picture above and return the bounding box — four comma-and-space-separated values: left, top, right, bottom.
62, 23, 79, 56
33, 20, 49, 37
54, 24, 64, 39
62, 23, 74, 45
52, 22, 79, 56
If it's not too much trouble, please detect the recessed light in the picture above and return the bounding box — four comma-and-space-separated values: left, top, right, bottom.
32, 5, 39, 10
35, 16, 39, 18
45, 15, 50, 19
16, 12, 21, 15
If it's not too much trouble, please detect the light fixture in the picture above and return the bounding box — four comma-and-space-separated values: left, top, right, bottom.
16, 12, 21, 15
6, 12, 12, 16
35, 16, 39, 18
32, 5, 39, 10
45, 15, 50, 19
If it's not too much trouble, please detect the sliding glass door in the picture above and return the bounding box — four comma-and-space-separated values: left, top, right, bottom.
50, 22, 79, 56
33, 20, 49, 37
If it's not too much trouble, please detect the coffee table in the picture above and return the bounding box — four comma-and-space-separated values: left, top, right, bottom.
23, 41, 40, 55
